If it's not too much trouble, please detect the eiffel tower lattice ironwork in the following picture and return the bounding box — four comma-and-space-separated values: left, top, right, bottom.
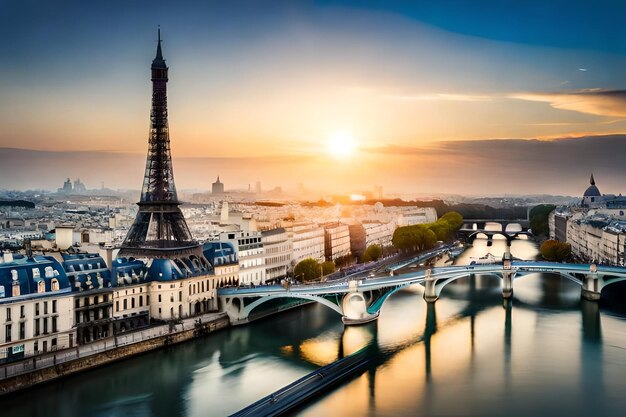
119, 29, 200, 258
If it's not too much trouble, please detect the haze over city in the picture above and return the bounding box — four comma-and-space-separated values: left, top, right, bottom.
3, 0, 626, 195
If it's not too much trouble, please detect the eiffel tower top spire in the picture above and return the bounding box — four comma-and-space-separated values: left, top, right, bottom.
153, 26, 165, 68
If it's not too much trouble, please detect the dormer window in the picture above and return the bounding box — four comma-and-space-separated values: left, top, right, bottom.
38, 280, 45, 293
12, 280, 20, 297
32, 268, 40, 278
51, 278, 60, 291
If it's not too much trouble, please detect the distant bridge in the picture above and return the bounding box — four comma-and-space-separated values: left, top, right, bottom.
218, 259, 626, 325
458, 219, 531, 245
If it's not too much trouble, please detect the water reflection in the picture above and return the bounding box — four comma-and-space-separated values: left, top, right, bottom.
297, 238, 626, 417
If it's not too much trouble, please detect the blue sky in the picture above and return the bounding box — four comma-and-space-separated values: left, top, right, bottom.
2, 0, 626, 194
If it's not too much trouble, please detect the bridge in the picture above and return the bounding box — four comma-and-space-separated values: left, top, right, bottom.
217, 259, 626, 325
458, 219, 531, 246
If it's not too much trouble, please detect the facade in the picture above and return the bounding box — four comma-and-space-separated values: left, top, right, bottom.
349, 221, 395, 259
62, 253, 115, 344
203, 241, 239, 289
0, 252, 75, 363
397, 207, 438, 226
110, 257, 150, 333
261, 228, 292, 281
322, 222, 351, 262
288, 222, 325, 266
219, 231, 266, 284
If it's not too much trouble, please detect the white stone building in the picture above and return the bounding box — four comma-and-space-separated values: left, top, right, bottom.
0, 253, 75, 362
262, 227, 292, 281
287, 222, 325, 266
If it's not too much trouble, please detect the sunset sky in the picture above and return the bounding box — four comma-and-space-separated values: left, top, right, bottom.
2, 0, 626, 195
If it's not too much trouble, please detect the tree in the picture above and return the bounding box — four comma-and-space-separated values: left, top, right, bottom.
429, 220, 451, 241
440, 211, 463, 230
321, 261, 336, 275
294, 258, 321, 282
363, 244, 383, 262
540, 239, 571, 261
530, 204, 556, 237
335, 254, 354, 268
422, 228, 438, 250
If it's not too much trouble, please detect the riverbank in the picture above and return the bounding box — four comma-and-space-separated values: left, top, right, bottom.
0, 312, 229, 395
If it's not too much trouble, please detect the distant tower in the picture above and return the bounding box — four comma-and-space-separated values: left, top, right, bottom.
212, 176, 224, 194
255, 181, 262, 194
119, 29, 199, 257
62, 178, 73, 194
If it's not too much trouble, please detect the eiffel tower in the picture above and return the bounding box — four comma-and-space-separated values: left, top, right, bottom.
119, 29, 200, 258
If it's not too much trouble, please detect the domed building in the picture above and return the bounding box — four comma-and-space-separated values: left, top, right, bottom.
582, 174, 602, 207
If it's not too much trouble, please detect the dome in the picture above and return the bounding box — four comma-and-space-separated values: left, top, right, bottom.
583, 173, 601, 197
584, 185, 601, 197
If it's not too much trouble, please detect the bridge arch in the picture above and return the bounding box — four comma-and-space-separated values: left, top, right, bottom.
600, 276, 626, 292
242, 293, 344, 318
433, 272, 503, 298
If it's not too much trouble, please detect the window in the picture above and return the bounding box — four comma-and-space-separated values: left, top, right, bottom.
52, 300, 57, 314
5, 324, 11, 342
123, 299, 127, 310
51, 278, 59, 291
75, 298, 80, 308
43, 318, 48, 334
20, 305, 24, 318
12, 280, 20, 297
179, 291, 182, 302
131, 298, 135, 308
35, 303, 39, 316
116, 301, 119, 312
52, 316, 57, 333
139, 296, 143, 307
19, 322, 25, 340
34, 341, 38, 352
44, 301, 48, 315
35, 318, 40, 336
6, 308, 10, 322
43, 341, 47, 353
38, 280, 45, 293
52, 338, 57, 349
158, 294, 162, 303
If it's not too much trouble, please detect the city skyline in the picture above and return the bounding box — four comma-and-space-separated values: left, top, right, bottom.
3, 0, 626, 195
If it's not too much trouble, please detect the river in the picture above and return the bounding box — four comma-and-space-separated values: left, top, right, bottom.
1, 237, 625, 417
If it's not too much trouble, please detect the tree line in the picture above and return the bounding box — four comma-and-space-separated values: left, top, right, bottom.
391, 212, 463, 253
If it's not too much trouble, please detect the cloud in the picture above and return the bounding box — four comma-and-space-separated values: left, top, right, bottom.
511, 89, 626, 117
385, 93, 492, 102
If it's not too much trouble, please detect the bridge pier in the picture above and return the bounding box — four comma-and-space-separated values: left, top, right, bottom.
581, 275, 601, 301
423, 269, 438, 303
342, 282, 380, 325
502, 271, 513, 298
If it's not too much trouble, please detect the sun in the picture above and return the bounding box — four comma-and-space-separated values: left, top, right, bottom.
326, 130, 356, 159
